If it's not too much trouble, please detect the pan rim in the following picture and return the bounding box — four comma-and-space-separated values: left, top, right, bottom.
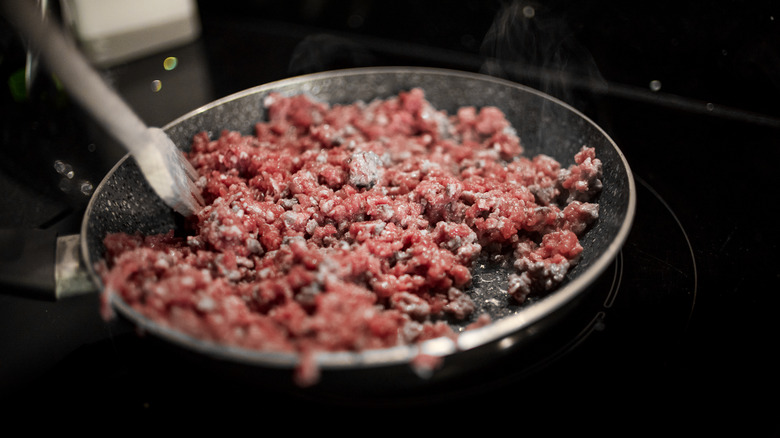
81, 66, 636, 371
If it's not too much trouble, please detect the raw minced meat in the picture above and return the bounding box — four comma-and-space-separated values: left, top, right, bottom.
97, 88, 602, 385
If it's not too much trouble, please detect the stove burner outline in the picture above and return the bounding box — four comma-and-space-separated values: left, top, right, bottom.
634, 175, 698, 330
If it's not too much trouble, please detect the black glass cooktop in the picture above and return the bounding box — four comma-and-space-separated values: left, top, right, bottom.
1, 1, 777, 434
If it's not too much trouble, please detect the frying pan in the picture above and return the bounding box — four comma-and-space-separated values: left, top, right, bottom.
81, 67, 635, 392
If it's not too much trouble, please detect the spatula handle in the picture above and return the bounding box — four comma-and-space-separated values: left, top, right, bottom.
2, 0, 152, 156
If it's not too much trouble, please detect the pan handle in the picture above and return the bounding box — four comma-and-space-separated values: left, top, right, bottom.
0, 229, 95, 300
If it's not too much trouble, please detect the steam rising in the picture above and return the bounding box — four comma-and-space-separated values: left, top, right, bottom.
479, 1, 605, 106
289, 33, 377, 76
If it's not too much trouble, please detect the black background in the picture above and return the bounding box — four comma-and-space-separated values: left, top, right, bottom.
1, 0, 778, 434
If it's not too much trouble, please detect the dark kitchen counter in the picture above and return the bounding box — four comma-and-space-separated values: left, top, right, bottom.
1, 0, 778, 434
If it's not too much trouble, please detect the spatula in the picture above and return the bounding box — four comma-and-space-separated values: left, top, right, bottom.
2, 0, 204, 216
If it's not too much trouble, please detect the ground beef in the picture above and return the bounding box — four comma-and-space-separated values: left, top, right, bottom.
97, 88, 601, 385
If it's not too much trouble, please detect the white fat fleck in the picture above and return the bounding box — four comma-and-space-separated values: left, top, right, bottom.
219, 224, 243, 236
306, 219, 318, 235
224, 269, 242, 281
197, 296, 216, 312
320, 199, 334, 214
236, 256, 254, 268
375, 204, 394, 221
282, 211, 298, 226
246, 238, 263, 254
419, 160, 435, 173
349, 150, 384, 188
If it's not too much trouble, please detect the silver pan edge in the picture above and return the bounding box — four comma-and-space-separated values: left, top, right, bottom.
80, 66, 636, 375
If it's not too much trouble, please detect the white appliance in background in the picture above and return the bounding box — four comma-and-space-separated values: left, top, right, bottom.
60, 0, 201, 67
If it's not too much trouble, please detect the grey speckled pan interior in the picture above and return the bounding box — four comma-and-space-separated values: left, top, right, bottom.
81, 67, 635, 389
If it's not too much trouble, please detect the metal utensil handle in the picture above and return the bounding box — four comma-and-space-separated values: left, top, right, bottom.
2, 0, 153, 156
